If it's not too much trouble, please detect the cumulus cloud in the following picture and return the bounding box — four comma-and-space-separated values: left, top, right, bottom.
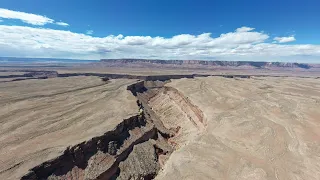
236, 26, 255, 32
0, 8, 69, 26
56, 22, 69, 26
0, 25, 319, 62
274, 36, 296, 43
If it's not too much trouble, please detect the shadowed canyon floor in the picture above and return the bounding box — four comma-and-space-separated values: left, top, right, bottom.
0, 75, 319, 180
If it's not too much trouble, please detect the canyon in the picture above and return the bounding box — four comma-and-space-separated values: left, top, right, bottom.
0, 60, 320, 179
0, 75, 209, 179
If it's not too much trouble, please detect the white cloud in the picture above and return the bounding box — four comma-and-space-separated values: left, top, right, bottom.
0, 8, 69, 27
274, 36, 296, 43
0, 25, 319, 62
86, 30, 93, 35
56, 22, 69, 26
0, 8, 54, 25
236, 26, 255, 32
123, 36, 153, 45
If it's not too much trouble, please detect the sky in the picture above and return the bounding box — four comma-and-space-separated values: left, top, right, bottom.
0, 0, 320, 62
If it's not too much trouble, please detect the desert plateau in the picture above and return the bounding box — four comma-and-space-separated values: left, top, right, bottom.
0, 59, 319, 179
2, 1, 320, 179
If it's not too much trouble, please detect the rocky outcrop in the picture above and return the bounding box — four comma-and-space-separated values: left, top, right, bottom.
0, 70, 256, 84
20, 78, 207, 180
142, 85, 207, 147
25, 71, 58, 78
21, 115, 160, 180
21, 113, 171, 180
58, 73, 201, 81
0, 70, 58, 79
116, 140, 160, 180
0, 70, 58, 83
20, 80, 180, 180
129, 81, 207, 147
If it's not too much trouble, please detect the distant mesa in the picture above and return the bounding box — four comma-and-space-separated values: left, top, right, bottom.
99, 59, 314, 69
0, 57, 317, 70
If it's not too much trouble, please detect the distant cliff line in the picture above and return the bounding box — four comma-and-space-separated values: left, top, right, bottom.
100, 59, 317, 69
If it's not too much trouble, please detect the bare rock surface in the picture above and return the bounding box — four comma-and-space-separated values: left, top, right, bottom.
156, 76, 320, 180
117, 140, 160, 180
0, 76, 138, 179
1, 73, 320, 180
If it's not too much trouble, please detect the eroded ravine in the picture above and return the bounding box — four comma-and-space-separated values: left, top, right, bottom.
131, 81, 207, 148
21, 80, 206, 180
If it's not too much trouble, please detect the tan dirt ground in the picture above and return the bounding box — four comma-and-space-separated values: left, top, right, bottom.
156, 76, 320, 180
0, 76, 138, 179
0, 73, 319, 180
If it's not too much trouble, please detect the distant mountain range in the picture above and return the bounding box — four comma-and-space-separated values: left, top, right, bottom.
99, 59, 320, 70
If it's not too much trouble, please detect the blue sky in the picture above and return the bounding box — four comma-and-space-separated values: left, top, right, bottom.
0, 0, 320, 62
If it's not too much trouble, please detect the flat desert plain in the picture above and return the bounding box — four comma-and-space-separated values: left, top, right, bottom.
0, 74, 319, 180
0, 77, 138, 179
155, 76, 320, 180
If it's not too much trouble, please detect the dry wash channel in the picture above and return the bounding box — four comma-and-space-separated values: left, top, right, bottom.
21, 79, 206, 180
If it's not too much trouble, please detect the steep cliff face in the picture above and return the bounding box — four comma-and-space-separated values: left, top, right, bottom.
100, 59, 314, 69
21, 115, 163, 180
20, 80, 205, 180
